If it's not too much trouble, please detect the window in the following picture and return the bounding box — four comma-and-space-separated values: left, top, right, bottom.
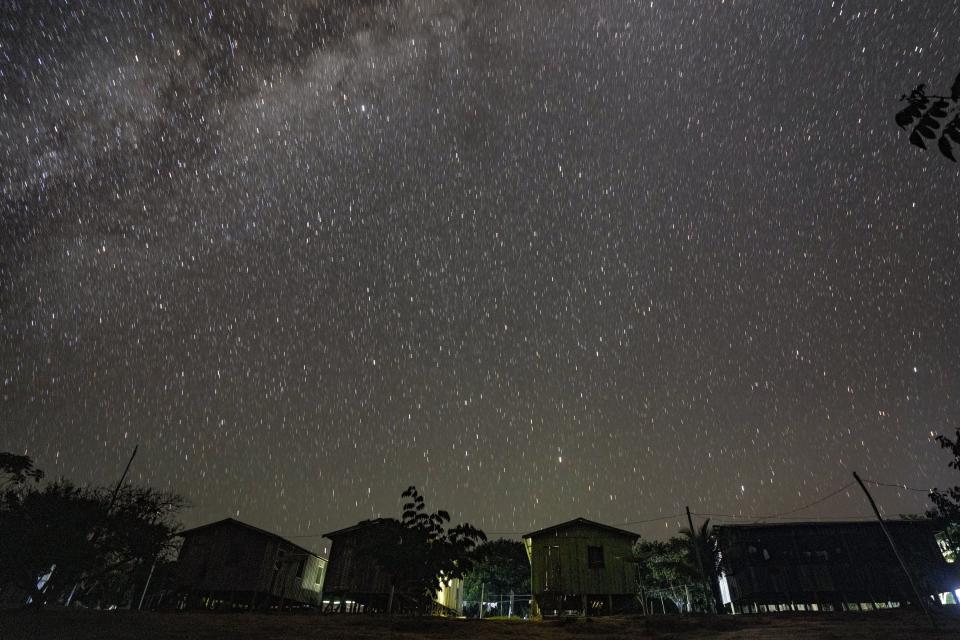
587, 546, 604, 568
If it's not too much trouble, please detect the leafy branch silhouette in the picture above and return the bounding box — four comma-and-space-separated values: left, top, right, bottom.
896, 71, 960, 162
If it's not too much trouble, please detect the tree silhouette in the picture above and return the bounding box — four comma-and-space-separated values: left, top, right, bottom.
355, 486, 486, 613
930, 430, 960, 520
462, 539, 530, 617
0, 451, 185, 608
0, 452, 44, 489
633, 524, 722, 614
678, 518, 723, 613
1, 481, 104, 606
633, 537, 696, 613
896, 71, 960, 162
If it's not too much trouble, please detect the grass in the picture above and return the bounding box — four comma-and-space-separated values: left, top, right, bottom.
3, 607, 960, 640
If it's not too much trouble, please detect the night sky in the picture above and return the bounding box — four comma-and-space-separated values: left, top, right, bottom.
3, 1, 960, 555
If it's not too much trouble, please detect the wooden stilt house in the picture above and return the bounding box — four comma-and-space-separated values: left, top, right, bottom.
523, 517, 639, 616
322, 520, 404, 613
715, 520, 960, 613
322, 519, 465, 615
174, 518, 326, 610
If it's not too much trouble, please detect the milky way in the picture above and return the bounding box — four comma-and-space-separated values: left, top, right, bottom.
3, 1, 960, 554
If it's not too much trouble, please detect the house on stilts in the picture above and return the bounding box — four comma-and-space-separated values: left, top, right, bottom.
715, 519, 960, 613
174, 518, 326, 610
523, 517, 639, 616
322, 519, 464, 615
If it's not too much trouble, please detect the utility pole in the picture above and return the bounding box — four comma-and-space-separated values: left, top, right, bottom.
108, 445, 139, 512
852, 471, 935, 629
479, 583, 485, 619
686, 506, 715, 613
66, 445, 139, 607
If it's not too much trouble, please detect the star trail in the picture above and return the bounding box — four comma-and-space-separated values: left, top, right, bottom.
2, 1, 959, 553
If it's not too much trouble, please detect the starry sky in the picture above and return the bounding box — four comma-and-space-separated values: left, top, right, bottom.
2, 0, 959, 555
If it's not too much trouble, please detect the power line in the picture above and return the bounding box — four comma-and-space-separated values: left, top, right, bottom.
704, 515, 873, 523
467, 513, 687, 536
692, 480, 858, 523
757, 480, 858, 520
623, 513, 685, 525
863, 478, 933, 494
287, 513, 684, 539
238, 479, 937, 541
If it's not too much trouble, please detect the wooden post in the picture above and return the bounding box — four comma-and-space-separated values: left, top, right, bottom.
279, 562, 289, 612
138, 556, 157, 610
479, 583, 484, 619
852, 471, 935, 629
264, 542, 282, 611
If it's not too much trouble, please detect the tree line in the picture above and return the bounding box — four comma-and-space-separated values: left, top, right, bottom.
0, 452, 185, 608
4, 431, 960, 614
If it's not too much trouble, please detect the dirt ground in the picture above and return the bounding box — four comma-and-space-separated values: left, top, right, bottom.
3, 608, 960, 640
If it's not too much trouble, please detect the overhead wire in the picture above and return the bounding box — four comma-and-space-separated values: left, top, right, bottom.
863, 478, 933, 494
262, 478, 941, 540
755, 480, 859, 520
692, 480, 859, 523
452, 514, 686, 536
288, 513, 685, 538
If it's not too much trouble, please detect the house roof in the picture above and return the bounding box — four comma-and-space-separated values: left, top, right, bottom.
323, 518, 395, 539
713, 519, 941, 532
522, 517, 639, 540
180, 518, 324, 560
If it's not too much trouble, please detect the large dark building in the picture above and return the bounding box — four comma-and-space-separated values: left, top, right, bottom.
715, 520, 960, 613
175, 518, 326, 610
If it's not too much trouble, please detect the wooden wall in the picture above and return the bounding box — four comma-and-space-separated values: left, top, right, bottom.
717, 521, 960, 607
322, 530, 392, 596
178, 524, 272, 595
177, 523, 325, 607
525, 524, 637, 597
